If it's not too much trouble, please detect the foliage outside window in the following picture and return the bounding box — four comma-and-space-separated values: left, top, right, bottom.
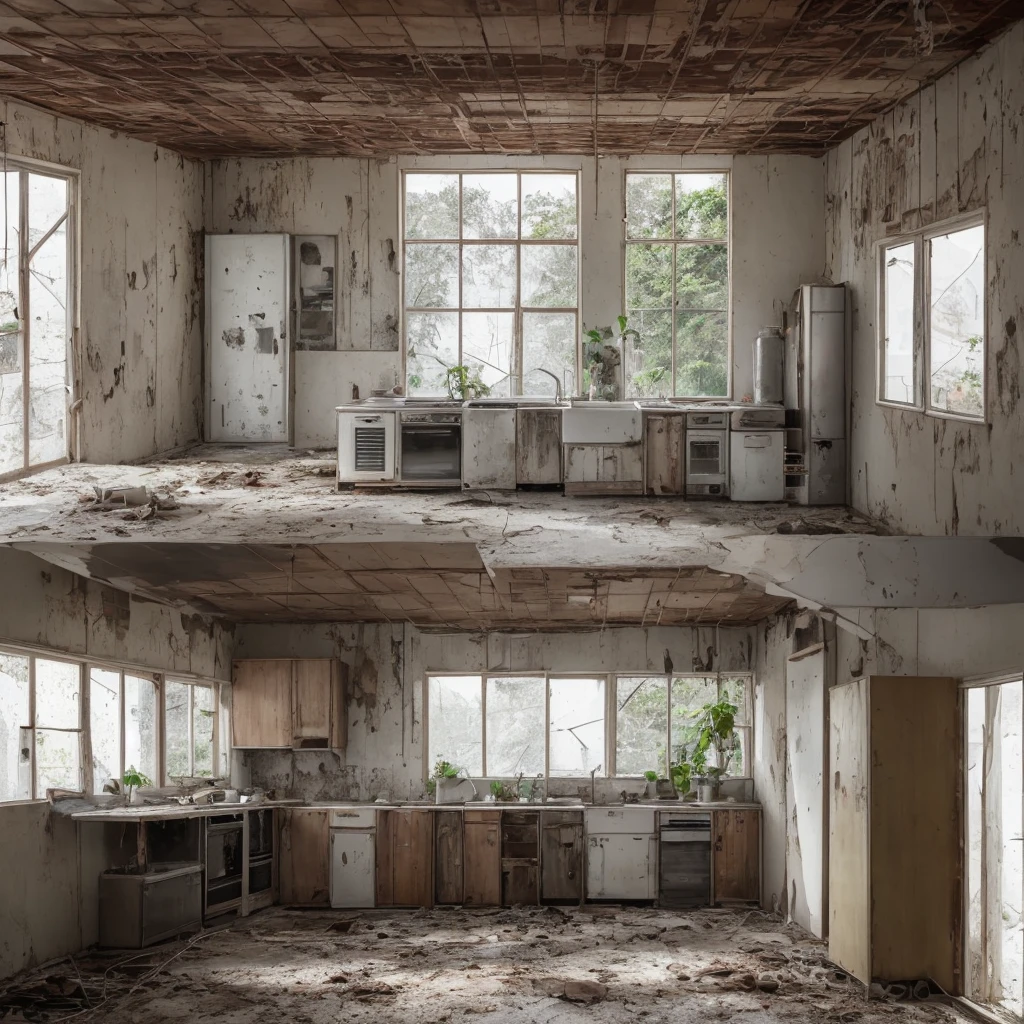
88, 666, 158, 795
0, 651, 82, 800
403, 171, 579, 398
624, 172, 730, 398
164, 680, 218, 781
0, 166, 75, 479
877, 215, 985, 420
616, 674, 751, 778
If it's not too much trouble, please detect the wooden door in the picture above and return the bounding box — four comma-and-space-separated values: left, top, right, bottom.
292, 660, 330, 747
376, 810, 433, 907
516, 409, 562, 485
712, 809, 760, 903
644, 414, 684, 494
232, 660, 292, 748
435, 810, 464, 904
464, 811, 501, 906
541, 814, 583, 901
279, 809, 329, 905
828, 677, 870, 984
463, 408, 516, 489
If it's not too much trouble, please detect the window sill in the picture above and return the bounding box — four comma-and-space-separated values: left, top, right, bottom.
874, 399, 986, 426
0, 798, 51, 809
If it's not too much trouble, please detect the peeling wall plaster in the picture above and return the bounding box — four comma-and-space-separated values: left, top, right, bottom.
207, 153, 825, 447
824, 21, 1024, 534
3, 97, 205, 464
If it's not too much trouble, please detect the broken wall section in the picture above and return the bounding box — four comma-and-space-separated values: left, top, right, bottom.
824, 20, 1024, 534
3, 96, 205, 466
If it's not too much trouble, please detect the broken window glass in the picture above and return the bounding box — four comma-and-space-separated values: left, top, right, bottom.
89, 667, 120, 794
616, 676, 668, 777
881, 240, 916, 404
164, 680, 190, 780
548, 677, 604, 777
485, 676, 545, 776
427, 675, 482, 776
124, 674, 157, 783
34, 658, 81, 792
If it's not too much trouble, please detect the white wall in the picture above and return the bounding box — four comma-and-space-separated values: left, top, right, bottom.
3, 97, 205, 465
824, 22, 1024, 534
0, 548, 232, 981
208, 153, 825, 447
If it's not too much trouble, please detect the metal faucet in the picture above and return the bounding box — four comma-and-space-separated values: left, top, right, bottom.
533, 367, 562, 402
459, 767, 478, 802
515, 771, 524, 800
590, 765, 602, 805
534, 772, 545, 804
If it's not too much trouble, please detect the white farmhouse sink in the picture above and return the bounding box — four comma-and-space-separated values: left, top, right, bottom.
562, 403, 642, 444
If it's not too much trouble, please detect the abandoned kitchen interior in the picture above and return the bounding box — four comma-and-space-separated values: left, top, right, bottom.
2, 2, 1024, 1022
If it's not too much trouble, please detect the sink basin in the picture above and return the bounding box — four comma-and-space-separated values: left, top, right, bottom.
465, 395, 557, 406
562, 404, 643, 444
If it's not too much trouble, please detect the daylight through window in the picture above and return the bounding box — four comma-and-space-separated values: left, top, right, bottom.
403, 172, 579, 398
624, 172, 730, 398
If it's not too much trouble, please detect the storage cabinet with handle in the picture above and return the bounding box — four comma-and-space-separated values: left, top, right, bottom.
712, 809, 760, 904
541, 810, 583, 902
232, 658, 346, 750
564, 443, 644, 496
375, 809, 434, 908
463, 809, 501, 906
516, 408, 562, 486
278, 808, 329, 906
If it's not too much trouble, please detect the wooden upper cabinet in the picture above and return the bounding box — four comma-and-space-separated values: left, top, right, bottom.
279, 808, 329, 906
713, 809, 760, 903
232, 660, 292, 748
232, 659, 347, 750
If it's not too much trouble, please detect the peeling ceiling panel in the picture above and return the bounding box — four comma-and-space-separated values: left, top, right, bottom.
0, 0, 1013, 156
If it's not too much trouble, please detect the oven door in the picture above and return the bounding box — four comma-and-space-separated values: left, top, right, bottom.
686, 429, 727, 495
400, 421, 462, 482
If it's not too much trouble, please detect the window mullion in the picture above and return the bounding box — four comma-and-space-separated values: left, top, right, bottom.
187, 685, 195, 778
544, 672, 551, 780
19, 170, 28, 471
480, 676, 487, 777
27, 655, 36, 799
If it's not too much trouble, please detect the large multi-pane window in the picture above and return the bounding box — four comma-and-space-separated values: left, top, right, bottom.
0, 166, 75, 479
624, 171, 730, 398
878, 214, 986, 421
88, 666, 158, 794
425, 671, 751, 779
164, 679, 219, 781
403, 172, 579, 398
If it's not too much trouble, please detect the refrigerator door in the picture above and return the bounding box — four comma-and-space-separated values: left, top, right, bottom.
207, 233, 291, 442
330, 830, 376, 908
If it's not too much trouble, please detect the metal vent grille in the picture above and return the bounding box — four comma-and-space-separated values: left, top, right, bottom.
354, 427, 386, 472
689, 440, 722, 476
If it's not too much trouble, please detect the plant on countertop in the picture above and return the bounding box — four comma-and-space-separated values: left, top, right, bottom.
444, 365, 491, 401
673, 697, 739, 797
644, 770, 658, 783
122, 765, 152, 803
433, 759, 461, 780
583, 315, 632, 400
489, 780, 503, 798
425, 778, 437, 797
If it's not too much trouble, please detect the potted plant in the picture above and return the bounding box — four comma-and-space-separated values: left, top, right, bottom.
582, 316, 633, 400
122, 765, 152, 805
675, 697, 739, 802
444, 365, 491, 401
433, 759, 470, 804
643, 770, 658, 798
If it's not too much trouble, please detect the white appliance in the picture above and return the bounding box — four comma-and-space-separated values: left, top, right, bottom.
337, 410, 395, 487
206, 233, 291, 442
685, 411, 728, 497
329, 808, 376, 908
585, 807, 657, 901
729, 407, 784, 501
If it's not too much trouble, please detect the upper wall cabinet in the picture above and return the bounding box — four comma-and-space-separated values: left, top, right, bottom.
232, 658, 346, 750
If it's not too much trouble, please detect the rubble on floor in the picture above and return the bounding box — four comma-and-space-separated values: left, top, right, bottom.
0, 906, 972, 1023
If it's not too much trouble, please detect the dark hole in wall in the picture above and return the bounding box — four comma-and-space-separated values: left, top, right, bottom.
255, 326, 275, 354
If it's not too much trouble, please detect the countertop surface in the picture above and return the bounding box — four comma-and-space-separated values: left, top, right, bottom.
71, 799, 302, 822
336, 399, 780, 415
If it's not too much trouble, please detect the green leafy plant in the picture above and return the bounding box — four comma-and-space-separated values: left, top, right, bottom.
433, 759, 460, 780
672, 698, 739, 794
490, 780, 503, 797
644, 770, 658, 783
444, 365, 491, 401
425, 778, 437, 796
669, 760, 692, 795
122, 765, 152, 802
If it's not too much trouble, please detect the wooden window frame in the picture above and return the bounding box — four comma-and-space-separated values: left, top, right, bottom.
162, 678, 222, 785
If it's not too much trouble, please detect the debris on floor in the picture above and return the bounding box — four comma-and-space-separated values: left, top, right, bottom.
0, 906, 974, 1023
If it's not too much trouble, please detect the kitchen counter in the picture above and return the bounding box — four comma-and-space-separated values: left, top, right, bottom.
71, 799, 302, 822
335, 399, 777, 414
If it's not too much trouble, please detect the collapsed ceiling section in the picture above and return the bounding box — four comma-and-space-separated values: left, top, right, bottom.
0, 0, 1015, 157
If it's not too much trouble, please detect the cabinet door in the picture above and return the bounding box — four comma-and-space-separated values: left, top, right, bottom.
463, 408, 516, 489
232, 660, 292, 748
292, 660, 331, 747
502, 860, 538, 906
541, 821, 583, 901
435, 810, 464, 904
330, 831, 375, 908
644, 415, 684, 494
279, 810, 329, 905
597, 444, 643, 487
377, 810, 433, 907
713, 810, 760, 903
464, 813, 501, 906
586, 834, 650, 899
517, 409, 562, 485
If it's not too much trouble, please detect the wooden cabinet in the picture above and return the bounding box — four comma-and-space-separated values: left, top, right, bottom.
516, 408, 562, 486
712, 809, 759, 903
375, 810, 433, 908
232, 659, 346, 750
463, 408, 516, 489
829, 675, 960, 992
541, 810, 583, 902
463, 809, 501, 906
564, 443, 643, 495
501, 810, 539, 905
435, 809, 464, 904
279, 809, 329, 906
644, 413, 684, 495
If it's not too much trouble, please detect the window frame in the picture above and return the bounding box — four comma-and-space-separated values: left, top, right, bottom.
0, 158, 79, 482
623, 169, 732, 400
422, 670, 753, 781
876, 210, 987, 423
162, 678, 222, 784
401, 169, 581, 397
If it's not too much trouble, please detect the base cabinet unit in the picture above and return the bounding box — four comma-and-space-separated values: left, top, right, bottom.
501, 810, 540, 905
376, 810, 434, 908
464, 809, 502, 906
712, 809, 760, 904
99, 865, 203, 948
435, 809, 464, 904
541, 810, 583, 902
829, 675, 960, 992
644, 413, 685, 495
463, 408, 516, 489
233, 658, 347, 751
517, 408, 562, 486
330, 808, 376, 909
585, 808, 657, 900
564, 443, 644, 496
279, 809, 330, 906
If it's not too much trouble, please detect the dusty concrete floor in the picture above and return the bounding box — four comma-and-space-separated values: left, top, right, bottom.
1, 906, 971, 1023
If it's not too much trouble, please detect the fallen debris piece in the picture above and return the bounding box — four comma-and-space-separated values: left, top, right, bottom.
757, 974, 780, 993
563, 980, 608, 1004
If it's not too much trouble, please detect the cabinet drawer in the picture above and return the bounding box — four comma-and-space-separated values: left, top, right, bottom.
329, 808, 376, 829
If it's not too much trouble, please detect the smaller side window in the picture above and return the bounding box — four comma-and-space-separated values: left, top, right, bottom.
879, 240, 917, 405
164, 680, 220, 782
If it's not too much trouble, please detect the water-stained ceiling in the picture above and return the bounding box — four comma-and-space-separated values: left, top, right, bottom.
0, 0, 1015, 157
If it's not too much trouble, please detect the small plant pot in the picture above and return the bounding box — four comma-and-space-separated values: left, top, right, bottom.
655, 779, 677, 800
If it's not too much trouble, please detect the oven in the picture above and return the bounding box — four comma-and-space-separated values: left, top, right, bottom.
659, 813, 711, 908
399, 412, 462, 485
685, 411, 728, 497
